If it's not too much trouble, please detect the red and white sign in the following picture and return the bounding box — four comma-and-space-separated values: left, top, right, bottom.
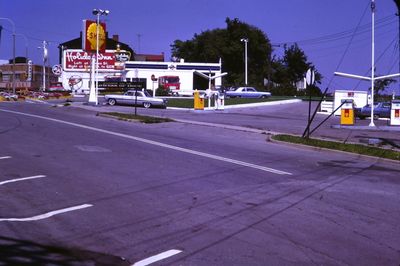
64, 50, 116, 71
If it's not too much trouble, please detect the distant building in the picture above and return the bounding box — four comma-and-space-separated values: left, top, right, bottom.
134, 53, 165, 62
0, 60, 57, 91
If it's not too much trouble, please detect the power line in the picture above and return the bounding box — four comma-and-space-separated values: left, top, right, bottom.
276, 15, 395, 47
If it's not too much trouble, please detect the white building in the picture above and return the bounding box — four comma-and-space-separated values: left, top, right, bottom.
60, 48, 223, 96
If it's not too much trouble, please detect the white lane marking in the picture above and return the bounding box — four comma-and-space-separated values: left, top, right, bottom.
0, 175, 45, 186
0, 156, 12, 160
0, 204, 93, 222
0, 109, 292, 175
133, 249, 182, 266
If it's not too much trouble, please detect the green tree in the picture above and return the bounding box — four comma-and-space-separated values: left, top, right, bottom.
171, 18, 272, 89
270, 44, 322, 96
371, 77, 396, 96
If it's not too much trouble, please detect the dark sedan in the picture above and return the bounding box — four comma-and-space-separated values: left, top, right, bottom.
356, 102, 391, 119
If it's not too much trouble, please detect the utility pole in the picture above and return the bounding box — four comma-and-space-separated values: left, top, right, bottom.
38, 40, 48, 91
137, 33, 142, 54
335, 0, 400, 127
394, 0, 400, 95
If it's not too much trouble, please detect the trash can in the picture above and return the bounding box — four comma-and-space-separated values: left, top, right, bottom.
194, 90, 204, 110
340, 99, 354, 125
390, 100, 400, 126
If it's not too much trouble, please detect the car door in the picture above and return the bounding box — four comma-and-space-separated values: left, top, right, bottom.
135, 91, 145, 106
123, 91, 135, 105
246, 87, 257, 98
381, 103, 391, 118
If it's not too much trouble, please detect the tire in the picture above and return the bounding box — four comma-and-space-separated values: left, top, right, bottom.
260, 95, 267, 99
143, 102, 152, 108
108, 98, 116, 106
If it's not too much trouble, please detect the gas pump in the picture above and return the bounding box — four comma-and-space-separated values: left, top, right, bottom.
390, 100, 400, 126
340, 99, 355, 125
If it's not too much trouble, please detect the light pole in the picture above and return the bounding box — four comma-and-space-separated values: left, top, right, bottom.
394, 0, 400, 96
38, 40, 48, 91
334, 0, 400, 127
92, 8, 109, 105
0, 17, 16, 94
241, 38, 249, 85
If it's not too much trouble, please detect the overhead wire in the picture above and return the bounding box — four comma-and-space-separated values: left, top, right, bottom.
276, 15, 395, 47
325, 0, 371, 90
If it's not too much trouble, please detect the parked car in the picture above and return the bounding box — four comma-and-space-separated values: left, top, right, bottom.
47, 86, 69, 92
105, 90, 167, 108
225, 87, 271, 98
356, 102, 391, 119
0, 91, 18, 100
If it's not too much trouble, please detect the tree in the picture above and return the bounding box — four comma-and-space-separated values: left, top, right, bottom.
270, 44, 322, 96
9, 57, 28, 64
171, 18, 272, 89
170, 18, 322, 95
370, 77, 397, 96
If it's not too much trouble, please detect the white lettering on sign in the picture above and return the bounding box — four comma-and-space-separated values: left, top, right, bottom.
64, 50, 116, 71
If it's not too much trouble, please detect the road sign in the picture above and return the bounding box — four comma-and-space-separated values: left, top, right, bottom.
98, 80, 146, 90
52, 64, 62, 76
306, 68, 315, 86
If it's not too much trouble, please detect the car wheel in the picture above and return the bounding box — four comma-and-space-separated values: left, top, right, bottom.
373, 114, 379, 120
143, 102, 152, 108
260, 95, 267, 99
108, 98, 116, 106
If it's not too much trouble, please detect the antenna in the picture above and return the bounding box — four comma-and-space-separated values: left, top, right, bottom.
137, 33, 142, 53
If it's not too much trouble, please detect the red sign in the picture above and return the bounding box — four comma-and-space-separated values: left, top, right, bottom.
82, 20, 107, 52
64, 50, 115, 71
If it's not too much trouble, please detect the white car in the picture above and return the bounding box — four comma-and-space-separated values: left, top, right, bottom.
225, 87, 271, 98
105, 90, 167, 108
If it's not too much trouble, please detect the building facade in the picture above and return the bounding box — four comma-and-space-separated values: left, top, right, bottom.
0, 61, 57, 91
58, 31, 223, 95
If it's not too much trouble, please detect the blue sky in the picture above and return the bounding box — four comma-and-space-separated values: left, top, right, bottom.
1, 0, 399, 93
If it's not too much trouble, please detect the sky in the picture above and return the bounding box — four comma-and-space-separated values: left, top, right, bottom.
1, 0, 400, 94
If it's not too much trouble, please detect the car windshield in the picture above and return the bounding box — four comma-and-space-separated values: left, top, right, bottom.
166, 77, 179, 83
143, 90, 151, 97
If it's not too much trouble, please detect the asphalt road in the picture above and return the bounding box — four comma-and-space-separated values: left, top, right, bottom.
78, 97, 400, 148
0, 101, 399, 265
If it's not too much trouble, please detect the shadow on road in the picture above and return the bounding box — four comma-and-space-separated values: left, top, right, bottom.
0, 236, 130, 265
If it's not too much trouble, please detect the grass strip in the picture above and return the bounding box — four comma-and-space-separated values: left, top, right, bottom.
272, 134, 400, 161
99, 112, 174, 124
167, 96, 291, 108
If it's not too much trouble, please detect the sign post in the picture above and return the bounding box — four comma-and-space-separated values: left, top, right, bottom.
305, 68, 315, 138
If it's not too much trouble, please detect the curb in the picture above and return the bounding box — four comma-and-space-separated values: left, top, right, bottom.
269, 137, 400, 164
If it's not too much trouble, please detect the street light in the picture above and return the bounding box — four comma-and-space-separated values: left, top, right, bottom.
240, 38, 249, 85
0, 17, 16, 94
92, 8, 109, 105
334, 0, 400, 127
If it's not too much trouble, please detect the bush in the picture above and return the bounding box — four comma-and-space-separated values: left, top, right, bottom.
156, 85, 171, 96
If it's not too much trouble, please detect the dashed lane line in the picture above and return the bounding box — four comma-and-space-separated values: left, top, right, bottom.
133, 249, 182, 266
0, 108, 292, 175
0, 204, 93, 222
0, 175, 46, 186
0, 156, 12, 160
